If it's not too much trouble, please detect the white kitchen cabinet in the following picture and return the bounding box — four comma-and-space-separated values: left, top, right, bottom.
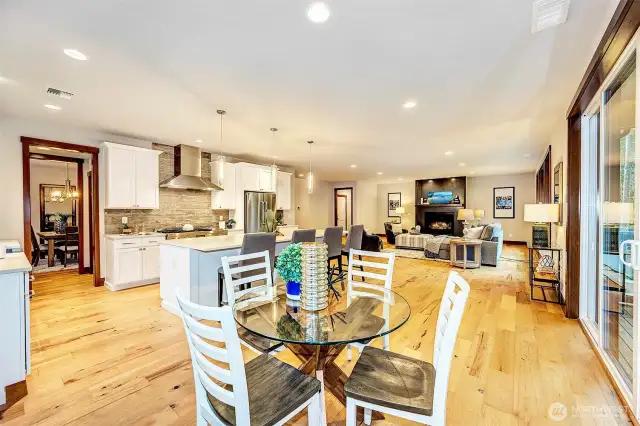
276, 171, 292, 210
237, 163, 275, 192
211, 161, 237, 209
105, 234, 166, 291
0, 250, 31, 407
258, 169, 274, 192
102, 142, 161, 209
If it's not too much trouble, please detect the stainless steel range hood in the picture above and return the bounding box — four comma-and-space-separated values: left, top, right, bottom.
159, 144, 222, 191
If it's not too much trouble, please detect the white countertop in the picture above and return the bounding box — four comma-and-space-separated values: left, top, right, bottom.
105, 233, 166, 240
161, 229, 324, 252
0, 240, 31, 275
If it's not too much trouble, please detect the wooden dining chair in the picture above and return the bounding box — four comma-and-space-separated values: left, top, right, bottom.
346, 249, 395, 362
30, 226, 47, 268
175, 289, 323, 426
221, 250, 283, 355
55, 226, 79, 267
344, 271, 471, 426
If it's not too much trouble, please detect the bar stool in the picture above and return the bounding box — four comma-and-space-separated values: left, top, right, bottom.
323, 226, 344, 298
292, 229, 317, 243
342, 225, 365, 281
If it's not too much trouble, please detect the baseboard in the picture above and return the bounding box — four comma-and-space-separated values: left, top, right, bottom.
578, 319, 639, 425
105, 278, 159, 292
0, 380, 27, 414
98, 277, 105, 286
161, 300, 180, 317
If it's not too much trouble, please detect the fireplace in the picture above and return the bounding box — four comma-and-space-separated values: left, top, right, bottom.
424, 212, 455, 236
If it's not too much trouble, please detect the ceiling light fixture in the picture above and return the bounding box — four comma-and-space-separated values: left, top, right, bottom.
459, 162, 466, 166
270, 128, 279, 190
350, 164, 357, 168
216, 109, 227, 189
377, 172, 383, 175
195, 139, 203, 143
307, 141, 315, 194
0, 76, 17, 85
445, 151, 453, 156
63, 49, 88, 61
307, 2, 330, 23
403, 100, 417, 109
44, 104, 61, 110
470, 171, 475, 175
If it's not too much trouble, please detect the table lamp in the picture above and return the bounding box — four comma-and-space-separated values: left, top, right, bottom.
524, 203, 560, 247
395, 206, 406, 226
473, 209, 485, 225
457, 208, 475, 239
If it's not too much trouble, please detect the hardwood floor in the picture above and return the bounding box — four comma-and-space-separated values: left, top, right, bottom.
0, 244, 631, 425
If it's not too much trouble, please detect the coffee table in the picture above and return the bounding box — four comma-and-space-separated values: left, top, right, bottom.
450, 238, 482, 269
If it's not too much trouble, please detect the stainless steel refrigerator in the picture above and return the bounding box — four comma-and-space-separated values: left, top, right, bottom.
244, 191, 277, 233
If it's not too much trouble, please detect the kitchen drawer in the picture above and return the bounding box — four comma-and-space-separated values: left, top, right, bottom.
112, 238, 142, 249
141, 236, 166, 247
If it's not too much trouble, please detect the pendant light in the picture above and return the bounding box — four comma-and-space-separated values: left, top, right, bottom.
307, 140, 314, 194
61, 163, 76, 201
216, 109, 227, 189
270, 127, 279, 190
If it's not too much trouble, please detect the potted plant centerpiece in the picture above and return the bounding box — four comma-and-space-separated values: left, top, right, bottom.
276, 243, 302, 300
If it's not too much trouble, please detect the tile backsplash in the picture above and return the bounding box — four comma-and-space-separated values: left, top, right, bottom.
104, 143, 230, 235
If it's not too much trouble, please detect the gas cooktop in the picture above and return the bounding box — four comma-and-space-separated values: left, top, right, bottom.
156, 226, 214, 234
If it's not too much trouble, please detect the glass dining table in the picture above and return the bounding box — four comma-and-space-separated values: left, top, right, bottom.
232, 283, 411, 421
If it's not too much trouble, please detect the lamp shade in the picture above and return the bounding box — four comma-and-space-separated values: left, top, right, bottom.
457, 208, 475, 221
603, 202, 634, 224
473, 209, 485, 219
524, 203, 559, 223
395, 206, 406, 215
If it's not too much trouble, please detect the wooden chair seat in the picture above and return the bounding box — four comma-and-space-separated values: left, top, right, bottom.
206, 354, 321, 426
237, 327, 283, 353
344, 346, 435, 416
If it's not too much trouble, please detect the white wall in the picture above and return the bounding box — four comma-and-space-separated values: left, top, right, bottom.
294, 177, 332, 229
549, 118, 568, 295
376, 182, 415, 234
467, 172, 535, 242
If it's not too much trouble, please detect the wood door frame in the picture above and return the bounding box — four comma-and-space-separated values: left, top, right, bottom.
536, 145, 552, 203
22, 137, 102, 287
334, 187, 353, 228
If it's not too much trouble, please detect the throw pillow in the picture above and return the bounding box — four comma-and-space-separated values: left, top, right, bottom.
468, 226, 484, 240
480, 224, 495, 240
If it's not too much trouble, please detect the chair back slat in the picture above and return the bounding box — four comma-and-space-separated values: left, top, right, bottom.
176, 290, 250, 423
432, 271, 470, 420
347, 249, 395, 305
221, 250, 274, 307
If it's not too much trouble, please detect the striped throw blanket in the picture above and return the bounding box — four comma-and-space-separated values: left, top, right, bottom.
424, 235, 446, 255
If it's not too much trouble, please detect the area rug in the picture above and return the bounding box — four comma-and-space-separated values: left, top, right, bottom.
382, 248, 449, 263
33, 260, 79, 273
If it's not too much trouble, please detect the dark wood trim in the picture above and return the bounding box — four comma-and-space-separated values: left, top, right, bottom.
21, 137, 101, 287
21, 137, 99, 154
535, 145, 552, 203
0, 380, 27, 413
77, 162, 85, 274
334, 187, 354, 227
92, 154, 101, 287
504, 240, 527, 246
578, 320, 639, 426
564, 0, 640, 320
29, 152, 84, 164
88, 170, 94, 274
22, 143, 32, 264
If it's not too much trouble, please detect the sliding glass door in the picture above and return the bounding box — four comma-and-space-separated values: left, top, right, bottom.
581, 33, 639, 411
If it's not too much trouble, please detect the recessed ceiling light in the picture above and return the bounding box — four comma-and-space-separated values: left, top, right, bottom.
398, 177, 403, 181
377, 172, 383, 175
307, 2, 330, 23
459, 162, 466, 166
403, 100, 417, 109
195, 139, 203, 143
523, 153, 531, 158
0, 76, 17, 85
445, 151, 453, 156
44, 104, 61, 110
470, 171, 475, 175
63, 49, 88, 61
299, 174, 304, 177
350, 164, 357, 168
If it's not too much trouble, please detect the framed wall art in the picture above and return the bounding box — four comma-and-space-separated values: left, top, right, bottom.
388, 192, 402, 217
493, 186, 515, 219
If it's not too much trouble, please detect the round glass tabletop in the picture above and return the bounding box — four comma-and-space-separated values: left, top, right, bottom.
232, 284, 411, 346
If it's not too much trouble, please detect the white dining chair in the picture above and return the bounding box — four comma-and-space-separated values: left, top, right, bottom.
221, 250, 284, 355
346, 248, 396, 362
176, 289, 324, 426
344, 271, 471, 426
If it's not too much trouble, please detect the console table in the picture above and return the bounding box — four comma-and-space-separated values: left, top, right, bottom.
450, 238, 482, 269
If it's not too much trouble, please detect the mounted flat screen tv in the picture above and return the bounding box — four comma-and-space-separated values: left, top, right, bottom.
427, 191, 453, 204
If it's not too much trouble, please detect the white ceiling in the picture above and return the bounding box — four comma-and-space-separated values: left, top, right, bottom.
0, 0, 619, 181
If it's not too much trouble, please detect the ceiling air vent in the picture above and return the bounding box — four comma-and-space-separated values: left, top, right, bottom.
531, 0, 571, 33
46, 87, 74, 99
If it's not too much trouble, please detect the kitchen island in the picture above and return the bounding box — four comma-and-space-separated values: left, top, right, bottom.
159, 230, 324, 315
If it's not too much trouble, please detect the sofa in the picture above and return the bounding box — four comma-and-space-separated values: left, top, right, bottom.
394, 223, 504, 266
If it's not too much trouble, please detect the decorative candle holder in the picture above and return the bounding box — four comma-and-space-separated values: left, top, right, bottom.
300, 242, 329, 311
